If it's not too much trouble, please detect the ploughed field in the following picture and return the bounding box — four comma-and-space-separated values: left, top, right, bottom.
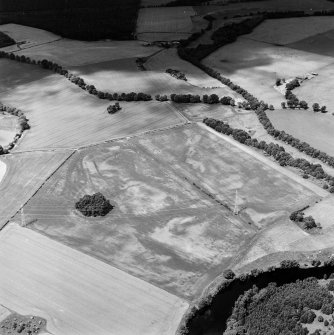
19, 124, 319, 300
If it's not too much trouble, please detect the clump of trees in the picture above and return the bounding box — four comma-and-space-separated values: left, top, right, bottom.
155, 94, 168, 102
290, 209, 319, 230
166, 68, 187, 81
225, 278, 334, 335
223, 269, 235, 280
75, 192, 113, 217
107, 103, 121, 114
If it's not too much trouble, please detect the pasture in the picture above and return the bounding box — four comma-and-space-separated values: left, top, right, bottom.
0, 223, 188, 335
70, 50, 242, 101
136, 7, 196, 41
0, 150, 71, 229
21, 125, 321, 299
0, 59, 184, 151
203, 36, 334, 108
267, 109, 334, 156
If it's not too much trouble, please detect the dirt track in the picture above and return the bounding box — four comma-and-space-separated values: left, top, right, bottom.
0, 223, 189, 335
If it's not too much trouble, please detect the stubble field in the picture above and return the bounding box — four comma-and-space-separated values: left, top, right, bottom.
0, 223, 188, 335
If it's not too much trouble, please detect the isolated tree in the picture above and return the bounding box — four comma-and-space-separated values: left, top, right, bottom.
275, 78, 282, 86
281, 102, 286, 109
321, 105, 327, 113
223, 269, 235, 280
312, 103, 320, 112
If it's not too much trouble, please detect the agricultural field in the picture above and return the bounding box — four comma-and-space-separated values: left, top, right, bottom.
203, 18, 334, 108
267, 109, 334, 156
136, 7, 196, 41
0, 23, 60, 53
19, 124, 322, 301
0, 223, 188, 335
0, 59, 184, 151
0, 150, 71, 229
13, 37, 161, 67
70, 50, 242, 101
0, 114, 17, 146
195, 0, 334, 16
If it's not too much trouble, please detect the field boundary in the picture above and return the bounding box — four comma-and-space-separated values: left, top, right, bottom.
199, 123, 327, 197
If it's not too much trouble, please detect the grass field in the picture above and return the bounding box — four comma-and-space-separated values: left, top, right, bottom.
0, 23, 60, 52
203, 35, 334, 108
0, 114, 19, 146
267, 109, 334, 156
0, 223, 188, 335
136, 7, 196, 41
195, 0, 334, 16
12, 36, 161, 67
0, 59, 184, 151
244, 17, 334, 45
20, 125, 320, 300
0, 150, 71, 229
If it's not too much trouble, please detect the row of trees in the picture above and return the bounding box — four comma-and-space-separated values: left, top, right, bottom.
204, 118, 333, 185
0, 103, 30, 155
177, 15, 334, 173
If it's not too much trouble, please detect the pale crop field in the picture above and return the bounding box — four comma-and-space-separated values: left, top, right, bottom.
267, 109, 334, 156
0, 115, 19, 146
137, 7, 196, 41
203, 37, 334, 108
0, 150, 71, 229
21, 139, 255, 300
0, 59, 184, 151
0, 223, 189, 335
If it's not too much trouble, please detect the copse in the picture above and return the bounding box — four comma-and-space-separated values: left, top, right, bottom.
75, 192, 113, 217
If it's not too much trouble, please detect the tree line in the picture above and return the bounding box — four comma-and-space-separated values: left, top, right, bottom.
177, 22, 334, 172
203, 118, 334, 189
0, 103, 30, 155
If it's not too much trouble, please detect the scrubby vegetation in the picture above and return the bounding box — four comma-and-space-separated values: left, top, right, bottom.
290, 209, 319, 230
0, 32, 15, 48
225, 278, 334, 335
0, 312, 47, 335
75, 193, 113, 217
166, 69, 187, 81
107, 103, 121, 114
204, 118, 333, 185
0, 0, 140, 40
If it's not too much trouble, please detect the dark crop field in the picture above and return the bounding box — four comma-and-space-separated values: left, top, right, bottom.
0, 0, 140, 40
